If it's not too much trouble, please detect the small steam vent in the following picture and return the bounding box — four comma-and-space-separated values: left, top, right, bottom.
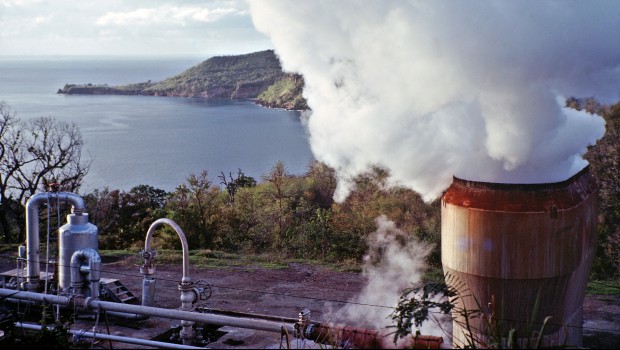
441, 166, 598, 347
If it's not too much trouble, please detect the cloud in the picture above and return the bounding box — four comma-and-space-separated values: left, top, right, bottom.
0, 0, 42, 7
33, 14, 51, 24
96, 5, 244, 27
0, 0, 265, 56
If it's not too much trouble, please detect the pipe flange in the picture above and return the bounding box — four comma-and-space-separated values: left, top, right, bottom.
177, 281, 194, 291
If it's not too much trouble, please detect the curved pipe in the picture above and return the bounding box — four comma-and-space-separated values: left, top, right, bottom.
70, 248, 101, 299
25, 192, 86, 291
142, 218, 195, 343
143, 218, 191, 283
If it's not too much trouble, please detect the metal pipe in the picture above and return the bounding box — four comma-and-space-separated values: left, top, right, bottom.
302, 323, 445, 349
25, 192, 85, 291
15, 322, 203, 349
0, 289, 296, 334
142, 218, 195, 343
143, 218, 191, 283
1, 289, 446, 349
70, 248, 101, 299
0, 290, 148, 321
103, 310, 149, 320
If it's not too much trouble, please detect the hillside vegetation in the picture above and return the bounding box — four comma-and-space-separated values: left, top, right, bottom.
256, 73, 308, 110
58, 50, 307, 109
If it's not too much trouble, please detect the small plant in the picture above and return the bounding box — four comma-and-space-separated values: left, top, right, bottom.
389, 273, 564, 349
0, 303, 76, 349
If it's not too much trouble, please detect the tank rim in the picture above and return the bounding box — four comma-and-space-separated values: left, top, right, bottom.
451, 165, 593, 191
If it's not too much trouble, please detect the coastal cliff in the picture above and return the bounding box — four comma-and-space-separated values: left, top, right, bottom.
256, 73, 307, 110
57, 50, 307, 110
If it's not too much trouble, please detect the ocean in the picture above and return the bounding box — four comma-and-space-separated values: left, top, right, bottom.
0, 56, 314, 194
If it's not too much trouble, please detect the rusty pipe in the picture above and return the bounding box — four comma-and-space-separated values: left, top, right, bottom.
302, 323, 444, 349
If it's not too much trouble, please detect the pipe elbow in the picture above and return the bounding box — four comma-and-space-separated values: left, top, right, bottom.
26, 192, 85, 214
71, 248, 102, 285
144, 218, 191, 281
62, 192, 86, 214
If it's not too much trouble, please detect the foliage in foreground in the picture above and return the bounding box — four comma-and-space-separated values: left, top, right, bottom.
390, 276, 560, 349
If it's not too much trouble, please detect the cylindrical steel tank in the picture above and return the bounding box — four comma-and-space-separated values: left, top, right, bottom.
441, 166, 598, 348
58, 213, 98, 292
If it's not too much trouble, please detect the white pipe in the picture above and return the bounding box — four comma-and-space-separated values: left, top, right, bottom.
143, 218, 195, 343
70, 249, 101, 299
143, 218, 191, 283
15, 322, 204, 349
25, 192, 85, 291
0, 289, 296, 334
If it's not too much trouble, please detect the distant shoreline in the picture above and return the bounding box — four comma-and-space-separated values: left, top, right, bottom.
55, 50, 307, 111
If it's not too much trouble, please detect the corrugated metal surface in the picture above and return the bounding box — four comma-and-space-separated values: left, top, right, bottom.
441, 166, 598, 348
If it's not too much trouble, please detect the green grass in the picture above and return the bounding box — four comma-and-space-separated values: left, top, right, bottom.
0, 243, 19, 254
96, 248, 363, 272
587, 279, 620, 296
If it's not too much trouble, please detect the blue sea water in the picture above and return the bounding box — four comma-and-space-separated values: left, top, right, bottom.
0, 56, 314, 194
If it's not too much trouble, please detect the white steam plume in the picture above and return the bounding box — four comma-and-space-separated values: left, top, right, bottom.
248, 1, 618, 202
335, 216, 447, 337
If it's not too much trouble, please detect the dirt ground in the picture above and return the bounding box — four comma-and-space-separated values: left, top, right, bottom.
1, 253, 619, 348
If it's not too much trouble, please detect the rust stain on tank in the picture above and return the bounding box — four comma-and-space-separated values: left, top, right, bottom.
442, 166, 598, 212
441, 165, 598, 348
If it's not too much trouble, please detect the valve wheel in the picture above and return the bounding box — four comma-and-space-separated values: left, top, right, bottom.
193, 279, 212, 301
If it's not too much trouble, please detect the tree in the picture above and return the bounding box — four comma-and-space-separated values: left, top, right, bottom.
262, 161, 289, 249
0, 101, 91, 243
585, 101, 620, 278
167, 171, 220, 248
218, 169, 256, 205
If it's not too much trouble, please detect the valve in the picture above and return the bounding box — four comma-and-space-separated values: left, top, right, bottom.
192, 279, 212, 303
139, 250, 157, 275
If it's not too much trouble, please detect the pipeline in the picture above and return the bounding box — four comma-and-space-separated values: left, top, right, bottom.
15, 322, 203, 349
1, 289, 446, 349
301, 323, 444, 349
0, 289, 296, 334
295, 309, 445, 349
25, 192, 86, 291
141, 218, 196, 343
70, 248, 101, 299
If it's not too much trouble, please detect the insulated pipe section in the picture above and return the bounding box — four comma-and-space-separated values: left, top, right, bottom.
295, 308, 445, 349
301, 323, 445, 349
70, 248, 101, 299
0, 289, 296, 334
15, 322, 203, 349
25, 192, 86, 291
142, 218, 195, 343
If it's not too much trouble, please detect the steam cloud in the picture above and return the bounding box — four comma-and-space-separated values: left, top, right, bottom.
335, 216, 444, 335
248, 1, 619, 202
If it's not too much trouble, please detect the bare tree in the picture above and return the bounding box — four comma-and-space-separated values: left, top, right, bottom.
0, 101, 91, 242
219, 169, 256, 205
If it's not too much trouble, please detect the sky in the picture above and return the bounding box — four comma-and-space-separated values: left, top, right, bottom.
3, 0, 619, 203
0, 0, 271, 57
